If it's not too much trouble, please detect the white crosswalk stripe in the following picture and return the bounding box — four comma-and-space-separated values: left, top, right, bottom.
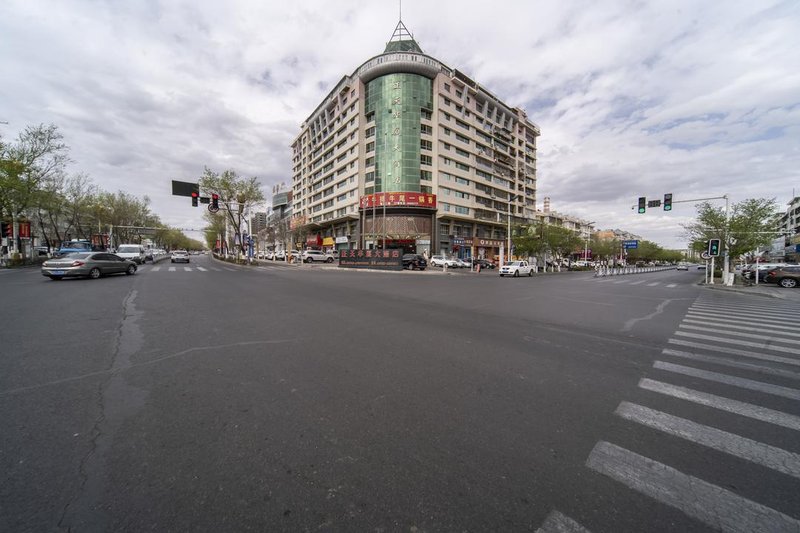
586, 441, 800, 532
196, 266, 207, 271
581, 295, 800, 530
535, 510, 592, 533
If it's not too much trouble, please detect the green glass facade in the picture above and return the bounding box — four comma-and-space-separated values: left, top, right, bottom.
365, 73, 432, 194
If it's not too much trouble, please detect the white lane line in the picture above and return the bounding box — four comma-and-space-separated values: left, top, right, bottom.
196, 266, 207, 271
682, 318, 800, 337
666, 283, 677, 288
151, 266, 161, 272
668, 339, 800, 367
184, 267, 191, 271
647, 282, 660, 286
688, 309, 800, 326
629, 280, 647, 285
535, 510, 592, 533
639, 378, 800, 431
674, 331, 800, 355
596, 279, 615, 283
692, 303, 800, 314
586, 441, 800, 532
679, 324, 800, 345
653, 361, 800, 401
616, 402, 800, 479
168, 267, 176, 272
613, 280, 629, 284
662, 349, 800, 381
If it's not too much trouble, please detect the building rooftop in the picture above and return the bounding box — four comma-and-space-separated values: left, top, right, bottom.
383, 20, 423, 54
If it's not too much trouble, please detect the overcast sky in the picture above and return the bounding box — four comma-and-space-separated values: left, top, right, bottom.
2, 0, 798, 248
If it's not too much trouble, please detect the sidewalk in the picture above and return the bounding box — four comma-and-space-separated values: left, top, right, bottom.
702, 279, 800, 301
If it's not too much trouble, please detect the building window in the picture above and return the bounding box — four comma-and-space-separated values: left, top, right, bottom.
365, 171, 375, 182
366, 141, 375, 153
420, 154, 432, 166
365, 126, 375, 137
455, 162, 470, 172
444, 83, 451, 92
420, 139, 432, 151
365, 156, 374, 166
455, 147, 470, 158
420, 170, 432, 181
420, 124, 432, 135
455, 133, 470, 144
421, 185, 433, 194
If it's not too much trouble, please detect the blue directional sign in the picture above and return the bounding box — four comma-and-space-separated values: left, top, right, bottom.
622, 240, 639, 249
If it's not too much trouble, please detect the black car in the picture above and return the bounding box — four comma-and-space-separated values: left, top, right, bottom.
472, 258, 495, 270
402, 254, 427, 270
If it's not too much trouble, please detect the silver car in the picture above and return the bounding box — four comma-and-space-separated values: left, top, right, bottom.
41, 252, 137, 280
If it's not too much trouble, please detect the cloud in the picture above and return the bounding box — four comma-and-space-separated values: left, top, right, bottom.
1, 0, 798, 247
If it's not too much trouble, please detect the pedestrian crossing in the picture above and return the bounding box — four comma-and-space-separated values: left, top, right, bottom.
140, 263, 298, 274
586, 276, 690, 289
537, 294, 800, 532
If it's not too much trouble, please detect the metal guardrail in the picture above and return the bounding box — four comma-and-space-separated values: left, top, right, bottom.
594, 266, 676, 277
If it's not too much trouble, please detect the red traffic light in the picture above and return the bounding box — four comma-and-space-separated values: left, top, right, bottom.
191, 191, 199, 207
211, 194, 219, 210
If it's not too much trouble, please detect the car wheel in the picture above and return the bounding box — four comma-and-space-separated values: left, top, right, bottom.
326, 257, 333, 263
528, 270, 532, 277
171, 259, 174, 263
500, 274, 504, 277
779, 278, 798, 288
89, 268, 101, 279
513, 270, 519, 277
50, 276, 62, 281
126, 265, 136, 275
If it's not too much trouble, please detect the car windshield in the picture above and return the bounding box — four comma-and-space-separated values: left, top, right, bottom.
60, 252, 91, 259
118, 246, 139, 253
61, 242, 92, 250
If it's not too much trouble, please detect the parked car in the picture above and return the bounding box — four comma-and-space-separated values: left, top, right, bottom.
430, 255, 459, 268
455, 258, 471, 268
302, 250, 335, 263
171, 249, 190, 263
42, 252, 137, 280
499, 260, 533, 277
117, 244, 146, 264
472, 258, 495, 270
402, 254, 427, 270
742, 263, 788, 282
764, 266, 800, 288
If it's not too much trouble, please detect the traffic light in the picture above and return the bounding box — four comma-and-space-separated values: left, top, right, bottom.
663, 193, 673, 211
708, 238, 720, 257
191, 191, 199, 207
637, 197, 646, 214
1, 221, 10, 238
212, 194, 219, 210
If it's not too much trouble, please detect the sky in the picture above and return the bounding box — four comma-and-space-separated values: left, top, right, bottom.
1, 0, 798, 248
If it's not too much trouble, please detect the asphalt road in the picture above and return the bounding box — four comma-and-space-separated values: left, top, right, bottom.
1, 258, 799, 531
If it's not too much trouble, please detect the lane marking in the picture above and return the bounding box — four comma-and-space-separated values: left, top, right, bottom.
629, 280, 647, 285
151, 266, 161, 272
662, 348, 800, 381
679, 324, 800, 345
613, 280, 629, 284
639, 378, 800, 431
196, 266, 207, 271
668, 339, 800, 367
586, 441, 800, 532
688, 309, 800, 326
647, 282, 660, 286
682, 318, 800, 337
692, 302, 800, 314
674, 331, 800, 355
616, 402, 800, 479
666, 283, 677, 288
535, 510, 592, 533
653, 360, 800, 401
184, 267, 192, 271
168, 267, 176, 272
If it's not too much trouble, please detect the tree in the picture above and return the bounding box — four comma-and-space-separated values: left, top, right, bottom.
199, 167, 265, 257
683, 198, 780, 262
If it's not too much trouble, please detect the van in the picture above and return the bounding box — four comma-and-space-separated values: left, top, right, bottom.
116, 244, 146, 264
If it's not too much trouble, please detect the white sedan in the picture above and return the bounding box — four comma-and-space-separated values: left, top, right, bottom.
499, 261, 532, 277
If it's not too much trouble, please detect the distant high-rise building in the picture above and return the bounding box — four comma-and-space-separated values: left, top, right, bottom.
290, 20, 540, 260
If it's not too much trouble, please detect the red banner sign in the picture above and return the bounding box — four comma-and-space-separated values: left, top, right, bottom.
359, 192, 437, 209
18, 222, 31, 239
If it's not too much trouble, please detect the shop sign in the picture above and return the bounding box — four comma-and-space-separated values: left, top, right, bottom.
338, 249, 403, 270
306, 234, 322, 246
335, 236, 349, 244
359, 192, 437, 209
475, 238, 503, 248
417, 239, 430, 245
322, 237, 335, 246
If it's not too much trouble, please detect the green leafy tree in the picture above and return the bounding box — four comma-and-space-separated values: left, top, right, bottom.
683, 198, 779, 262
199, 167, 265, 256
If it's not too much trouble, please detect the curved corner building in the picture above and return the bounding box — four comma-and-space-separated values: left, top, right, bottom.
289, 20, 539, 260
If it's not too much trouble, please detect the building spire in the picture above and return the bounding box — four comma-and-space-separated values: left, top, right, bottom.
384, 18, 423, 53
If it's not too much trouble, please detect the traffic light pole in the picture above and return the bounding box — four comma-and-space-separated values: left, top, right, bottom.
670, 194, 732, 286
